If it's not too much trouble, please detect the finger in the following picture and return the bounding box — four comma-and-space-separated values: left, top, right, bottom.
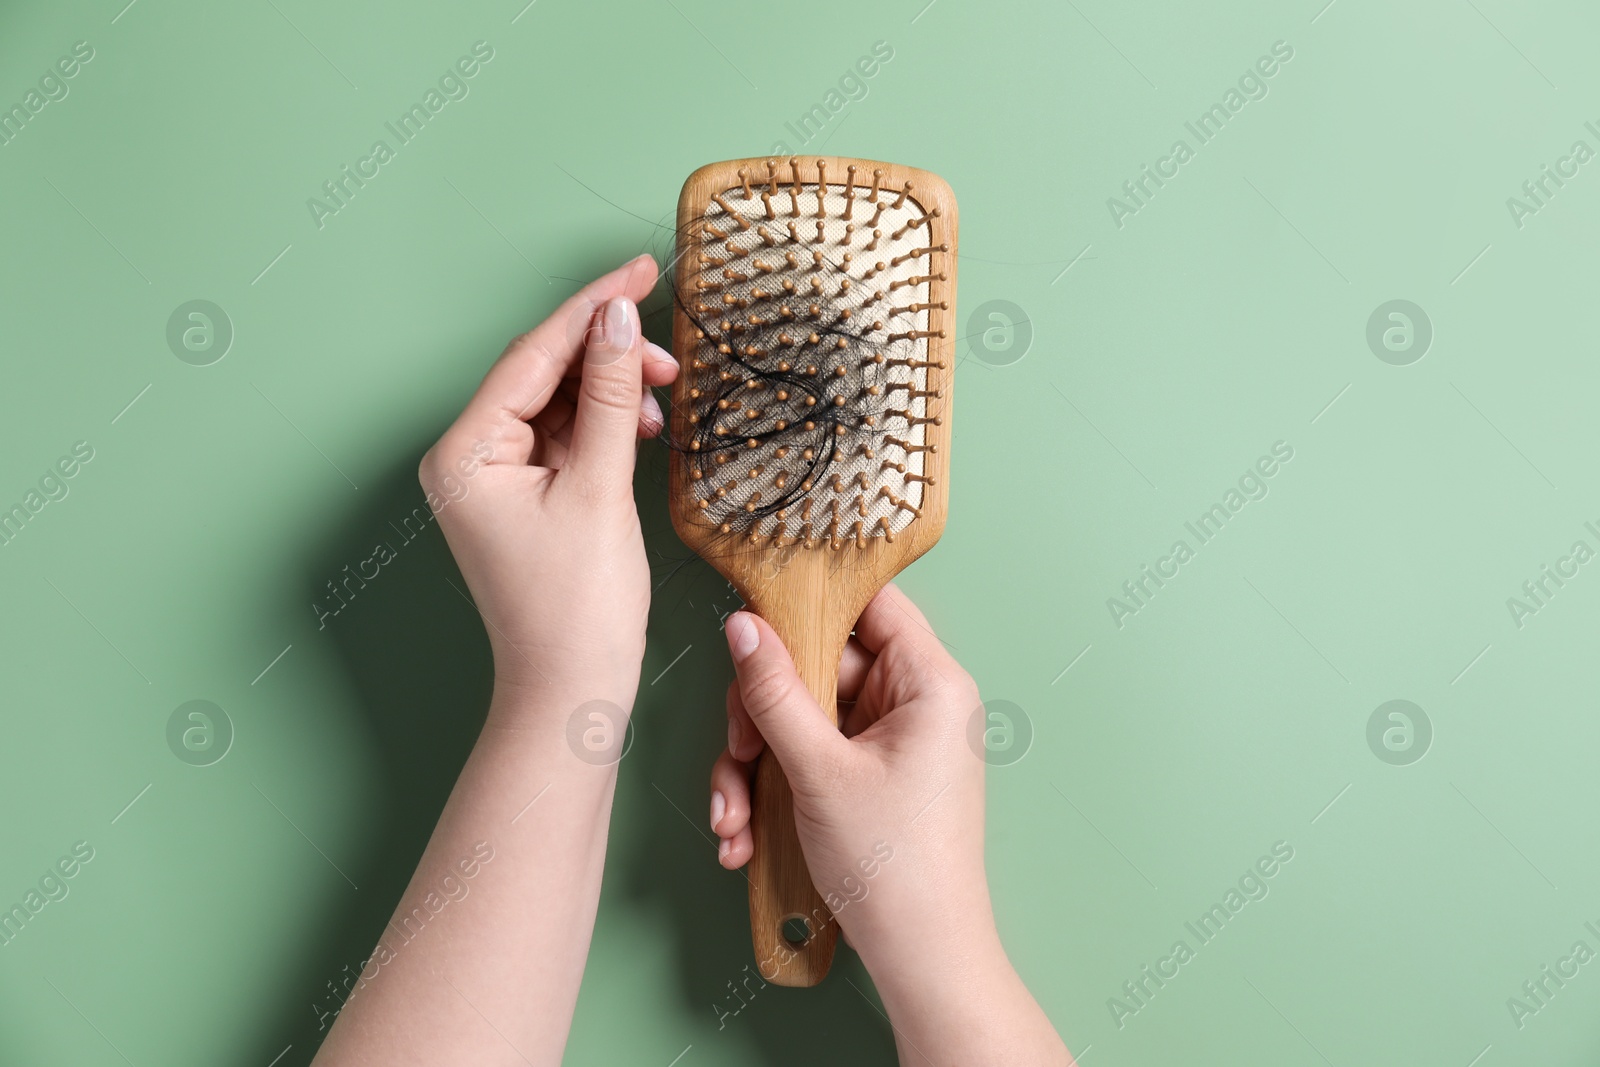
839, 701, 876, 739
640, 342, 678, 441
543, 386, 662, 447
454, 256, 659, 459
638, 342, 677, 438
633, 337, 678, 438
642, 341, 679, 387
719, 824, 754, 870
726, 681, 764, 762
534, 392, 577, 443
639, 389, 665, 438
852, 583, 940, 656
724, 611, 851, 788
710, 749, 752, 838
564, 296, 645, 487
851, 583, 963, 694
837, 636, 873, 703
530, 427, 568, 470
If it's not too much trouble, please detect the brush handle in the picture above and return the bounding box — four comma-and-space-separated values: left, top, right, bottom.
743, 572, 853, 987
749, 762, 835, 984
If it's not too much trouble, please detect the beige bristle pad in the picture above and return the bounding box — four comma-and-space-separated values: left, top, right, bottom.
680, 158, 950, 548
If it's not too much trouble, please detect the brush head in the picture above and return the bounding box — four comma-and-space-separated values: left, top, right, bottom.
668, 156, 957, 553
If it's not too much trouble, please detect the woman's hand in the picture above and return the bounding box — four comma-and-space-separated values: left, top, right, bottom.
316, 259, 682, 1067
708, 586, 1072, 1064
418, 254, 677, 713
709, 586, 991, 970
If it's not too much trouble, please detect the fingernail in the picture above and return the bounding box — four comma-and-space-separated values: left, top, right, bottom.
710, 789, 726, 831
588, 297, 636, 364
644, 341, 679, 369
728, 715, 743, 755
718, 838, 731, 863
726, 612, 759, 662
604, 297, 636, 348
640, 391, 664, 433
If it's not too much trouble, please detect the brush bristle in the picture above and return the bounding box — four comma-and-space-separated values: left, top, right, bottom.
676, 158, 949, 549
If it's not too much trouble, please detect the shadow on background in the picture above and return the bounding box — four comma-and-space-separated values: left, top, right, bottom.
255, 429, 495, 1066
247, 285, 895, 1066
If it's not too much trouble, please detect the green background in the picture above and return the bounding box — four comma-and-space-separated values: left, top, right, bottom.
1, 0, 1595, 1063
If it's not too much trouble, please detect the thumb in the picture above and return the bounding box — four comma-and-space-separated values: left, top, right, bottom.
566, 296, 643, 487
725, 611, 850, 789
726, 607, 851, 793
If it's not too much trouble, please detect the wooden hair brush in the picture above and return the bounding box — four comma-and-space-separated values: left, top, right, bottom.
668, 156, 958, 986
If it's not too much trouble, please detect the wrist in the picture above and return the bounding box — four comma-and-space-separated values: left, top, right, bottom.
484, 626, 646, 700
840, 838, 1000, 991
480, 677, 636, 770
485, 669, 638, 727
856, 901, 1009, 1002
873, 938, 1018, 1023
460, 687, 628, 840
865, 922, 1038, 1057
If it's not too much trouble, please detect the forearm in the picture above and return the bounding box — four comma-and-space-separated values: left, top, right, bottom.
313, 685, 622, 1067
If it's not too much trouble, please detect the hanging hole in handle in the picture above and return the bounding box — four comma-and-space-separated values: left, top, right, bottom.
781, 915, 813, 947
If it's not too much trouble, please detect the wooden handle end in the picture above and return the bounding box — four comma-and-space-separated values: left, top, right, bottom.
748, 752, 837, 986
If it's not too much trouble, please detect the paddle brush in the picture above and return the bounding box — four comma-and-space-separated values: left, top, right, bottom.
668, 155, 958, 986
